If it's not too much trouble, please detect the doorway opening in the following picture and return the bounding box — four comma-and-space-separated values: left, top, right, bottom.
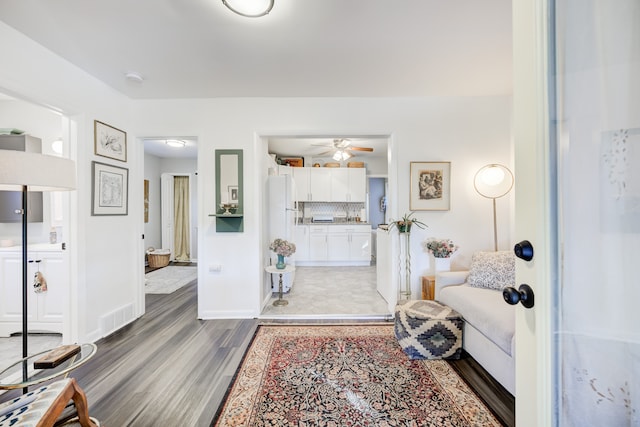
259, 134, 394, 319
142, 138, 198, 298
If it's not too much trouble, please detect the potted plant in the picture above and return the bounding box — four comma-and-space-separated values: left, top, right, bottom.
269, 238, 296, 269
388, 212, 428, 233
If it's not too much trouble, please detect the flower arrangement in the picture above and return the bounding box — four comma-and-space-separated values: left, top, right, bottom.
388, 212, 428, 232
424, 238, 458, 258
269, 238, 296, 257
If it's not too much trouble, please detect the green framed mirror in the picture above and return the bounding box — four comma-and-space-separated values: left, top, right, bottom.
213, 149, 243, 232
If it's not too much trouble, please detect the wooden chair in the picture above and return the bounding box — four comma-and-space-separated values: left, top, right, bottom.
0, 378, 97, 427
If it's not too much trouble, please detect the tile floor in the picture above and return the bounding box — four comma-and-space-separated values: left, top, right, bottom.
261, 265, 392, 319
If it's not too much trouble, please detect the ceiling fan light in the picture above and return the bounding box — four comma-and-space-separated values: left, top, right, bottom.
222, 0, 274, 17
342, 151, 353, 160
333, 151, 343, 161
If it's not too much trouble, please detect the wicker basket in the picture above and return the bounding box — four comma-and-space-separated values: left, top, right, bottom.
147, 250, 170, 268
324, 162, 340, 168
347, 161, 364, 168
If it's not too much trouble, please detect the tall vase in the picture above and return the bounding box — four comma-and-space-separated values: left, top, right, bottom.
276, 254, 286, 269
398, 231, 411, 300
434, 257, 451, 272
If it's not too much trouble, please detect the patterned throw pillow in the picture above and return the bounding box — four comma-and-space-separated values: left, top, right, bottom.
467, 251, 515, 290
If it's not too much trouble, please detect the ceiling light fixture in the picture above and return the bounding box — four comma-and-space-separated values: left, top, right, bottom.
333, 150, 352, 161
166, 139, 186, 148
222, 0, 274, 17
125, 72, 144, 83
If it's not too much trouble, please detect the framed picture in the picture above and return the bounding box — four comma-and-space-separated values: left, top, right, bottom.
94, 120, 127, 162
410, 161, 451, 211
228, 185, 239, 203
92, 161, 129, 216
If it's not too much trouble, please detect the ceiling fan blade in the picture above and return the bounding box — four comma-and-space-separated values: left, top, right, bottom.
347, 146, 373, 152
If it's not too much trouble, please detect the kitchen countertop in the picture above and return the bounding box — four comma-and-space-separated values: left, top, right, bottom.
297, 220, 371, 226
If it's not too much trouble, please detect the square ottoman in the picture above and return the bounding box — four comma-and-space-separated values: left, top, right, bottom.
394, 299, 463, 360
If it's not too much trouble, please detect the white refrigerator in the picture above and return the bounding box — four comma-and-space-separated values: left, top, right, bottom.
268, 175, 296, 292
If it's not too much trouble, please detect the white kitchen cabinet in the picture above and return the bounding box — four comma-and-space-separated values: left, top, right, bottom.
291, 167, 366, 202
0, 249, 67, 337
309, 168, 331, 201
349, 229, 372, 261
308, 225, 328, 260
303, 224, 371, 265
330, 169, 350, 202
326, 229, 350, 261
292, 167, 310, 201
347, 168, 367, 202
293, 225, 309, 261
330, 168, 366, 202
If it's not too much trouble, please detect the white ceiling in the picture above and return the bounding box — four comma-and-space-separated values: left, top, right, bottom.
0, 0, 512, 100
0, 1, 512, 160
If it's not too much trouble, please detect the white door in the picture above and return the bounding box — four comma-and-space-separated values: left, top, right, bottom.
513, 1, 553, 425
515, 1, 640, 425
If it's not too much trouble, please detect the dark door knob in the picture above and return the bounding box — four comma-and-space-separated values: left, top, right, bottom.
503, 284, 535, 308
514, 240, 534, 261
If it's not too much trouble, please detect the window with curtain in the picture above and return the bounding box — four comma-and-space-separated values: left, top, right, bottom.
173, 176, 190, 262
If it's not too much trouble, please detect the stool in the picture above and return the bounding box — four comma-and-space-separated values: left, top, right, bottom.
394, 299, 463, 360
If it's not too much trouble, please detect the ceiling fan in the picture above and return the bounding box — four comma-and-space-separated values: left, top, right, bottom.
314, 138, 374, 161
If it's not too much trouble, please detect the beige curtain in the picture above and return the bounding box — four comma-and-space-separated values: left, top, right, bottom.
173, 176, 190, 262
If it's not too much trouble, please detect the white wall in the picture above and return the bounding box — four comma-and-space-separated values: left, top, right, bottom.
0, 21, 142, 343
131, 96, 513, 317
1, 21, 513, 324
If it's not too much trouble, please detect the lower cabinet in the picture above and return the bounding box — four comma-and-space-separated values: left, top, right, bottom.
0, 250, 67, 337
299, 224, 371, 266
293, 225, 310, 262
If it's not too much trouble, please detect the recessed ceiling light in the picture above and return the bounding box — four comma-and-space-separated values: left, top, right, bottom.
166, 139, 186, 148
125, 72, 144, 83
51, 137, 63, 154
222, 0, 274, 17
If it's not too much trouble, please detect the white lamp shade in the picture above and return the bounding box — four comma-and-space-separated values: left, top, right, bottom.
474, 164, 513, 199
0, 150, 76, 191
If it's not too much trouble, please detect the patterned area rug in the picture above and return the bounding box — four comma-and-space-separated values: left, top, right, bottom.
144, 266, 197, 294
212, 324, 501, 426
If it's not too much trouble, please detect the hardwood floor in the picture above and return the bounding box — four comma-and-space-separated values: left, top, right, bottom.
48, 277, 513, 426
72, 280, 258, 426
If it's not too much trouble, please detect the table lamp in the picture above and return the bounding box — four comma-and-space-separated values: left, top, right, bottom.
0, 150, 75, 384
474, 164, 514, 251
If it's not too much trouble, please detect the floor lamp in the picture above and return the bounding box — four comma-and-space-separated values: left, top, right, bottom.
474, 164, 514, 251
0, 149, 75, 384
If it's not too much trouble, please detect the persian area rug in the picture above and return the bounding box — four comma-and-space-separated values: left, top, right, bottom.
212, 324, 502, 427
144, 266, 196, 294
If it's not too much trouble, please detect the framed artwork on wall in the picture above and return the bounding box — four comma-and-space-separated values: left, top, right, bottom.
92, 161, 129, 216
94, 120, 127, 162
228, 185, 239, 203
410, 161, 451, 211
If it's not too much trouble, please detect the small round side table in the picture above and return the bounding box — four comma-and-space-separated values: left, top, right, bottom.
265, 264, 295, 306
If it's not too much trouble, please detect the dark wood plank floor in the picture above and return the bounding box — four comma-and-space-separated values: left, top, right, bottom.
62, 277, 513, 426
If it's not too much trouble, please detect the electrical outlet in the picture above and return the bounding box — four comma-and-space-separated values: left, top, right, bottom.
209, 264, 222, 273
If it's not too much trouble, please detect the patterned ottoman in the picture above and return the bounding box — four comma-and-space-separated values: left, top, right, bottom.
394, 299, 463, 360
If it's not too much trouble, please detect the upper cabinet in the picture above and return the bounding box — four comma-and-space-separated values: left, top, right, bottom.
290, 167, 366, 202
331, 168, 366, 202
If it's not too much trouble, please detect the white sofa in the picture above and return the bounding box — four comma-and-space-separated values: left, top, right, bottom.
435, 251, 516, 395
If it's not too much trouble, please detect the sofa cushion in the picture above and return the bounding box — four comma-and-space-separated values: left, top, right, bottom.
437, 284, 515, 356
467, 251, 515, 290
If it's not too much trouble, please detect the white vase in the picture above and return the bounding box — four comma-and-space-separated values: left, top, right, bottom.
434, 257, 451, 272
